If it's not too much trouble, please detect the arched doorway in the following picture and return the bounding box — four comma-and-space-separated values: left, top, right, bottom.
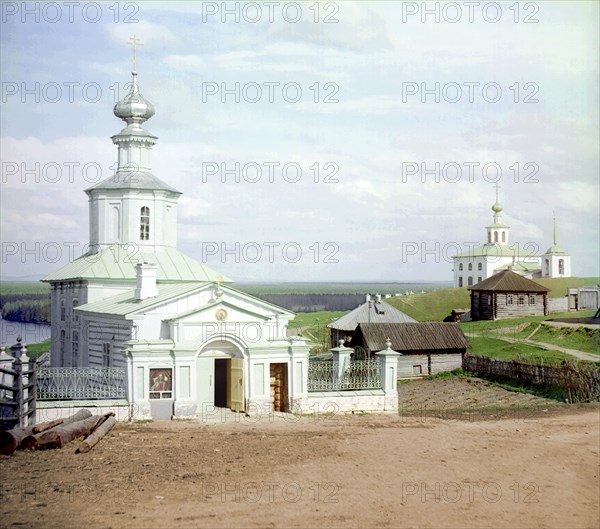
196, 338, 246, 412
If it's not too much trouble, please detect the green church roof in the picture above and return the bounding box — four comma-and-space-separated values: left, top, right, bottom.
41, 244, 231, 283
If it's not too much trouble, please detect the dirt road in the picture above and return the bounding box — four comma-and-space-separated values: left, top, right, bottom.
1, 401, 598, 529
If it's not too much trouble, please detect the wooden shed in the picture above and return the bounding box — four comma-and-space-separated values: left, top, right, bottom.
469, 270, 549, 320
355, 322, 470, 378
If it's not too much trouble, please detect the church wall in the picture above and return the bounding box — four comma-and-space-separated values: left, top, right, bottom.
83, 315, 133, 368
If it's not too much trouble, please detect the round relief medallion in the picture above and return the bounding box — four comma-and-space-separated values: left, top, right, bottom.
215, 308, 228, 321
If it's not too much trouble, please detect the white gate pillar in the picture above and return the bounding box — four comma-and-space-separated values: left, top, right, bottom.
331, 339, 352, 383
376, 339, 401, 411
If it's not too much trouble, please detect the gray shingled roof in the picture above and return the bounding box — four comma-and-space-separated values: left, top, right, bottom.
469, 270, 549, 293
85, 171, 181, 194
328, 300, 416, 331
358, 322, 470, 352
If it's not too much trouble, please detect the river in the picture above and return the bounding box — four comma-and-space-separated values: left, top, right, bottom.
0, 318, 51, 347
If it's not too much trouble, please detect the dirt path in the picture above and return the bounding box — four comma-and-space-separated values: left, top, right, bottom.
1, 405, 598, 529
466, 332, 599, 362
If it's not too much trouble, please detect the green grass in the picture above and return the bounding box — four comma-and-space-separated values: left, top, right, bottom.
535, 277, 599, 296
460, 310, 595, 333
22, 339, 51, 358
386, 287, 471, 321
0, 281, 49, 295
531, 325, 599, 354
466, 336, 574, 364
288, 311, 347, 329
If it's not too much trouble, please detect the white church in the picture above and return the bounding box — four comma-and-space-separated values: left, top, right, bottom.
42, 56, 315, 420
452, 192, 572, 288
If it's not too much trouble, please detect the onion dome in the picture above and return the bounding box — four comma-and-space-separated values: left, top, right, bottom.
491, 198, 503, 214
113, 71, 155, 125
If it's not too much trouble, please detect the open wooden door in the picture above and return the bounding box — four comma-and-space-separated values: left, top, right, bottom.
228, 358, 245, 412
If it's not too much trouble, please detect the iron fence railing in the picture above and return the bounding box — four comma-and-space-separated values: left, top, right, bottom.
307, 359, 382, 392
36, 367, 127, 400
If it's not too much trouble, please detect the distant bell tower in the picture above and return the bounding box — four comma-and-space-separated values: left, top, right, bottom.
542, 213, 571, 278
485, 185, 510, 245
85, 35, 181, 254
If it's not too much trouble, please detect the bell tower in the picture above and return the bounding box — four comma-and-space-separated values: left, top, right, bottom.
485, 185, 510, 245
85, 36, 181, 254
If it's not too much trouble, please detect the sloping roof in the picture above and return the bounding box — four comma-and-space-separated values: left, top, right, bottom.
358, 322, 470, 352
469, 270, 549, 293
493, 261, 540, 273
454, 243, 540, 258
41, 245, 231, 283
328, 300, 416, 331
84, 171, 181, 194
76, 282, 208, 316
76, 282, 293, 318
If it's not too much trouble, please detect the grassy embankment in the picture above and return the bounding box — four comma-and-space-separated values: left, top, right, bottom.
293, 277, 599, 361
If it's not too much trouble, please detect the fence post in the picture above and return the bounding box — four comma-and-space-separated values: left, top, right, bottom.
12, 356, 24, 427
331, 339, 352, 385
375, 339, 401, 412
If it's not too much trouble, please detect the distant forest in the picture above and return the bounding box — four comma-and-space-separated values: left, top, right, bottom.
0, 294, 51, 324
251, 293, 366, 312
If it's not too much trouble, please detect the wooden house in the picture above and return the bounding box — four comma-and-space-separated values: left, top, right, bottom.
354, 322, 470, 378
469, 270, 549, 320
327, 295, 415, 348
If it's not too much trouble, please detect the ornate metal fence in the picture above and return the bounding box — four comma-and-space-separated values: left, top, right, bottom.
307, 359, 382, 392
36, 367, 127, 400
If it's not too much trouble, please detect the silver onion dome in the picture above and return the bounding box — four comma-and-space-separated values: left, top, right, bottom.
113, 71, 155, 124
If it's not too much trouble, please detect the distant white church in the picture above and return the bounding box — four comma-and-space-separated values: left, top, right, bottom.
42, 57, 311, 419
452, 192, 571, 288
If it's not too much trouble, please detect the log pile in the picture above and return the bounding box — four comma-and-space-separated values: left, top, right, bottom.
0, 410, 116, 455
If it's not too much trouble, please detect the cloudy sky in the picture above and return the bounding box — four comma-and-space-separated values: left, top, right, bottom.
2, 1, 598, 282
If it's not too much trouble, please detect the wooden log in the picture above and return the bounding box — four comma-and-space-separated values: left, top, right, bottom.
19, 409, 95, 451
32, 419, 64, 434
0, 409, 92, 455
76, 416, 116, 453
25, 412, 114, 451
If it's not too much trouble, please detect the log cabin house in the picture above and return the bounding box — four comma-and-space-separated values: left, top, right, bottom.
469, 270, 550, 320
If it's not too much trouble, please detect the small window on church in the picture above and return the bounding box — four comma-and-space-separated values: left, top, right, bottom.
494, 231, 498, 243
467, 276, 473, 286
468, 263, 472, 271
103, 343, 111, 367
60, 300, 66, 322
488, 232, 492, 243
140, 206, 150, 241
72, 331, 79, 366
73, 299, 79, 322
477, 277, 482, 283
502, 231, 506, 243
60, 330, 66, 365
459, 263, 463, 271
478, 262, 482, 271
458, 277, 463, 287
558, 259, 564, 275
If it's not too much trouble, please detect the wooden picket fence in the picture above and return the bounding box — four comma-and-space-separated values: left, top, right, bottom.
0, 350, 37, 430
463, 353, 600, 403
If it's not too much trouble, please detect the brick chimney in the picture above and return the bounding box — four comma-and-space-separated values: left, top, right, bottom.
135, 263, 158, 301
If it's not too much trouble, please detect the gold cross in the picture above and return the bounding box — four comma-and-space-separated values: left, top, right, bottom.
215, 273, 223, 287
494, 182, 501, 200
127, 35, 143, 72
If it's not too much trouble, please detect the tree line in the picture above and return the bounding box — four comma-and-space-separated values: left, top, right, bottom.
0, 295, 51, 324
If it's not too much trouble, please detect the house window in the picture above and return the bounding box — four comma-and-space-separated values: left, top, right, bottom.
507, 295, 514, 305
478, 277, 482, 283
468, 263, 473, 271
140, 206, 150, 241
60, 330, 66, 365
478, 262, 482, 271
458, 277, 463, 287
502, 231, 506, 243
459, 263, 463, 271
72, 331, 79, 366
149, 368, 173, 399
529, 295, 536, 305
558, 259, 564, 275
412, 365, 422, 375
487, 295, 492, 305
518, 295, 525, 305
60, 300, 66, 321
72, 299, 79, 322
467, 276, 473, 286
102, 343, 111, 367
